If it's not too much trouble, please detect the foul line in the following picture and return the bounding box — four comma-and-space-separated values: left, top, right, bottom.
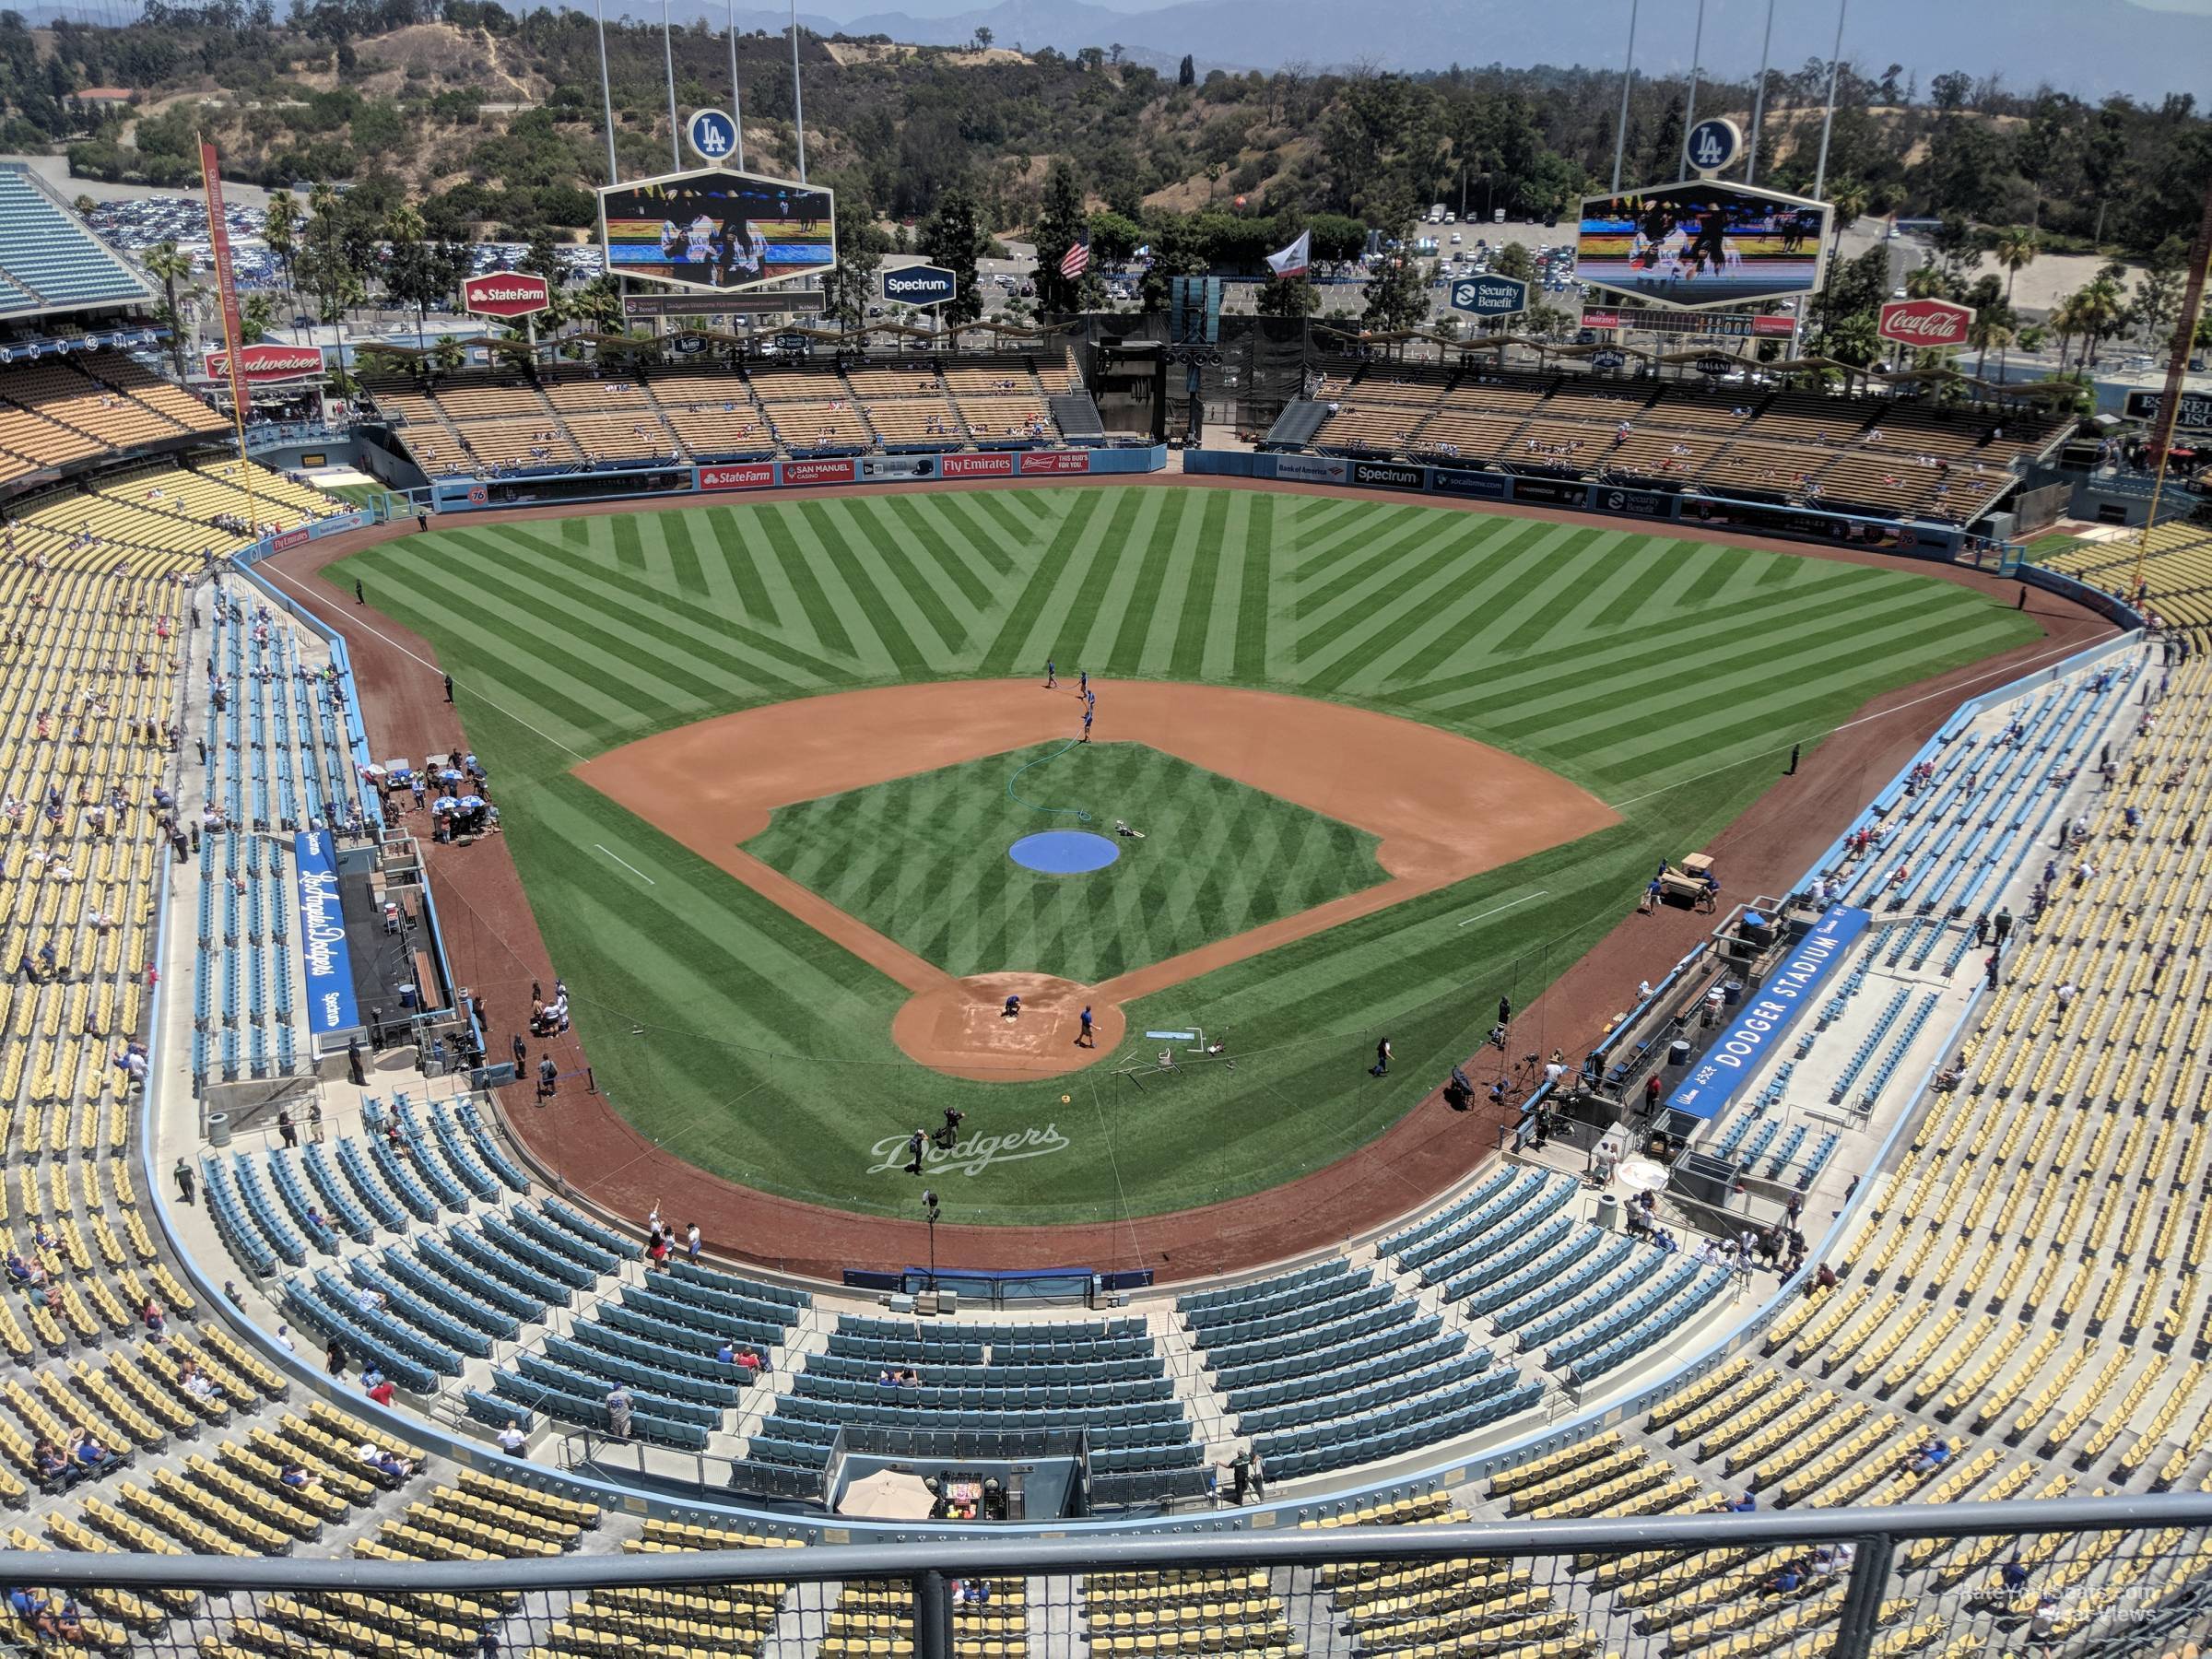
251, 558, 594, 767
594, 844, 656, 885
1457, 889, 1550, 929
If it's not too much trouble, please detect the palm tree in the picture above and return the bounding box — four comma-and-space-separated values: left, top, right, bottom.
2048, 294, 2084, 371
1968, 313, 2015, 379
264, 190, 300, 300
2068, 276, 2124, 368
1829, 181, 1869, 253
240, 292, 275, 346
1904, 264, 1948, 300
142, 240, 194, 378
428, 335, 465, 380
1990, 226, 2038, 382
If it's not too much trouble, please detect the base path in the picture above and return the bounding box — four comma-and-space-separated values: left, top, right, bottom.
577, 679, 1615, 1079
261, 482, 2113, 1282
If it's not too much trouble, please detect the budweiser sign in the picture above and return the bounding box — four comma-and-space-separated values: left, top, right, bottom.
204, 344, 324, 382
462, 272, 553, 319
1877, 297, 1973, 350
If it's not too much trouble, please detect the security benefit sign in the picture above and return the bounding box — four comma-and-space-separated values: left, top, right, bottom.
1448, 275, 1529, 319
1666, 906, 1870, 1120
293, 830, 362, 1038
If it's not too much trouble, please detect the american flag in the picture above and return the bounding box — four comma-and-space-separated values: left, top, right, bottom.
1058, 229, 1090, 280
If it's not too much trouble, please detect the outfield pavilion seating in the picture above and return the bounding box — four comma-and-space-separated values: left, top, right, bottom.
841, 363, 960, 448
539, 370, 681, 466
637, 363, 776, 461
1304, 359, 2071, 524
744, 366, 874, 453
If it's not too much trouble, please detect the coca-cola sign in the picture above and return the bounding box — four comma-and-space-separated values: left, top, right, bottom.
462, 272, 553, 319
204, 344, 324, 382
1877, 297, 1973, 350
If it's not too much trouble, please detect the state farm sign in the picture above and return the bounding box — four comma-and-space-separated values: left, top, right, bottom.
1877, 297, 1973, 350
462, 273, 553, 320
204, 344, 324, 382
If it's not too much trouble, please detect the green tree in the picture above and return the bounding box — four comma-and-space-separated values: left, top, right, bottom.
382, 203, 446, 353
264, 189, 300, 299
923, 186, 988, 327
142, 239, 193, 378
1033, 159, 1092, 313
522, 231, 564, 282
240, 291, 275, 346
1254, 272, 1318, 317
1967, 311, 2014, 379
823, 195, 890, 334
1492, 241, 1534, 282
1361, 229, 1428, 332
1177, 54, 1194, 88
1993, 224, 2039, 310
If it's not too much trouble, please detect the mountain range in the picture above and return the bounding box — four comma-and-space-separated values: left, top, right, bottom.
700, 0, 2210, 101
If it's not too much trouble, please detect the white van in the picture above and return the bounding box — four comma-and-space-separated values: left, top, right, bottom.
1428, 205, 1447, 223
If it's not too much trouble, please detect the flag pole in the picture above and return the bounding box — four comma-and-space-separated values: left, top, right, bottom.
197, 135, 262, 540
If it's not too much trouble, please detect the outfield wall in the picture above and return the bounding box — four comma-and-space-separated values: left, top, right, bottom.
426, 445, 1170, 513
1185, 449, 1973, 559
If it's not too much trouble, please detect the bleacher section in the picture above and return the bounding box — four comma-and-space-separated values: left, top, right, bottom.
2038, 522, 2212, 626
0, 166, 152, 319
1302, 359, 2072, 524
367, 353, 1093, 476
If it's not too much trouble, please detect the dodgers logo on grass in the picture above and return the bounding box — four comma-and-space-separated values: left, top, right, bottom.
867, 1124, 1071, 1178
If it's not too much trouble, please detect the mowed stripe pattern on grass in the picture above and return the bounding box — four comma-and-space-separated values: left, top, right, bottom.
744, 740, 1386, 982
326, 488, 2041, 1222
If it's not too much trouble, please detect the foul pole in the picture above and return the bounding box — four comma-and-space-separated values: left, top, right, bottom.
196, 136, 263, 540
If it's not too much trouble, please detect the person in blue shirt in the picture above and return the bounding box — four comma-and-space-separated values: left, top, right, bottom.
1723, 1492, 1756, 1512
2002, 1555, 2031, 1595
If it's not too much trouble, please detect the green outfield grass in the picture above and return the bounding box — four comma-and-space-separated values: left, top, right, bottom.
324, 485, 2041, 1224
745, 739, 1385, 982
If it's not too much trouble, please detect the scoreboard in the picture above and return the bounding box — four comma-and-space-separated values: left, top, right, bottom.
1583, 306, 1795, 338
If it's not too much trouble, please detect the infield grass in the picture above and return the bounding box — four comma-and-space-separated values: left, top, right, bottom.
745, 739, 1385, 982
325, 486, 2041, 1223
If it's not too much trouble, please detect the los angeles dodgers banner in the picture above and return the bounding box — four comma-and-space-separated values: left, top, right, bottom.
1665, 905, 1871, 1120
293, 830, 362, 1038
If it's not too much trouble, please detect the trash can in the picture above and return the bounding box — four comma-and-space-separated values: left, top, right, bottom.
206, 1112, 231, 1148
1594, 1192, 1619, 1231
1668, 1039, 1691, 1067
1724, 978, 1745, 1007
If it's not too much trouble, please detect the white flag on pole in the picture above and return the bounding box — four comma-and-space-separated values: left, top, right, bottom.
1265, 229, 1311, 277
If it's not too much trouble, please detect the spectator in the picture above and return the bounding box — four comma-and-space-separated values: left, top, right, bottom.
2002, 1554, 2031, 1595
606, 1383, 633, 1441
279, 1461, 311, 1490
497, 1419, 528, 1459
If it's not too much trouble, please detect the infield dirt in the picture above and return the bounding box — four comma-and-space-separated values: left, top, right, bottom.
576, 678, 1618, 1079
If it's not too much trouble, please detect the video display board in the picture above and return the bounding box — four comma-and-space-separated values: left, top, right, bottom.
1576, 181, 1830, 310
600, 167, 835, 294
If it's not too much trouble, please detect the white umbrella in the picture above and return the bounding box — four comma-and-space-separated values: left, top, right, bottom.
837, 1467, 935, 1519
1618, 1158, 1671, 1192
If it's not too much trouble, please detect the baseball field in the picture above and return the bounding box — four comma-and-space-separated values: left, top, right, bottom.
324, 483, 2038, 1225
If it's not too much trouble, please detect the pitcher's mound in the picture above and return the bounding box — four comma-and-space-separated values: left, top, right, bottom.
891, 973, 1126, 1082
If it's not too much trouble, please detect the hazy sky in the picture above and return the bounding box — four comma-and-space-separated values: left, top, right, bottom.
2129, 0, 2212, 8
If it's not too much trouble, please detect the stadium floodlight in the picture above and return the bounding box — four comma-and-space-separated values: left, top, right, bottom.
1575, 180, 1831, 311
598, 166, 836, 296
